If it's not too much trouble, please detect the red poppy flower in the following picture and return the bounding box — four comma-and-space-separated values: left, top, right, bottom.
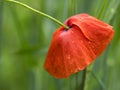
44, 14, 114, 78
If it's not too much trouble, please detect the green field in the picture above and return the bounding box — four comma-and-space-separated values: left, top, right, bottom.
0, 0, 120, 90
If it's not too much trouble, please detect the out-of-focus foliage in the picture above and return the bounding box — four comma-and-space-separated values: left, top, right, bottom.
0, 0, 120, 90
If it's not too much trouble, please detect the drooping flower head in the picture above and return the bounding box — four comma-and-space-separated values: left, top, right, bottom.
44, 14, 114, 78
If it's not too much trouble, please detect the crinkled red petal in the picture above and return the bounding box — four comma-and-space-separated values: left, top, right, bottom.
44, 14, 114, 78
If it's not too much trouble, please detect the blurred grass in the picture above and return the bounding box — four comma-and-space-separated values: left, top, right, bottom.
0, 0, 120, 90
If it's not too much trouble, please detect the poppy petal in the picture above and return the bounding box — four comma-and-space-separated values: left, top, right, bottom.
44, 14, 114, 78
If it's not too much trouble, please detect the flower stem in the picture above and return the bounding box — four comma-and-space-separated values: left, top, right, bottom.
6, 0, 69, 30
80, 68, 87, 90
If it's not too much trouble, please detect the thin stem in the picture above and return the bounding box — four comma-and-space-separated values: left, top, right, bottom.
80, 68, 87, 90
6, 0, 69, 30
75, 72, 79, 90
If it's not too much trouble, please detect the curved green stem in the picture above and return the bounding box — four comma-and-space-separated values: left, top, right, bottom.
80, 68, 87, 90
6, 0, 69, 30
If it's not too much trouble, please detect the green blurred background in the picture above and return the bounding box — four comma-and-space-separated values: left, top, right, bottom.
0, 0, 120, 90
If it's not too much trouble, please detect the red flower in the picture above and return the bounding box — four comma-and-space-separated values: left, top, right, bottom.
44, 14, 114, 78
